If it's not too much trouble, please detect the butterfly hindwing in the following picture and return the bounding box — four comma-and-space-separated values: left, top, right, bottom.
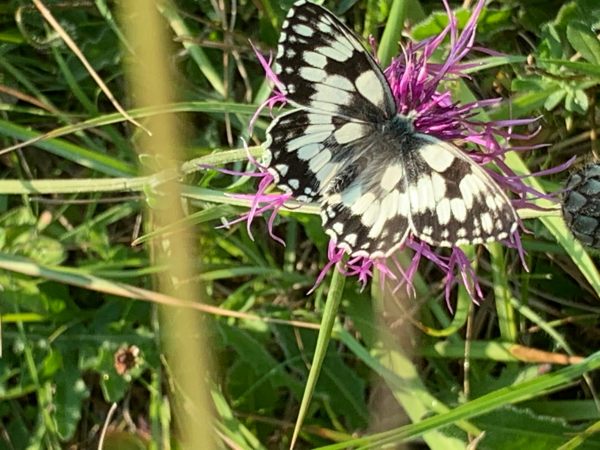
402, 135, 518, 246
319, 133, 518, 255
320, 148, 412, 257
265, 108, 374, 203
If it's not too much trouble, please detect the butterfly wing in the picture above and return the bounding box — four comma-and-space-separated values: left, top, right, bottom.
407, 135, 519, 246
272, 0, 396, 120
264, 0, 518, 257
265, 108, 373, 203
319, 132, 518, 256
320, 147, 413, 257
265, 0, 397, 202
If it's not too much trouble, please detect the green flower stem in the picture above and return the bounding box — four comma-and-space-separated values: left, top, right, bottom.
377, 0, 409, 67
0, 147, 262, 194
290, 266, 346, 449
0, 146, 561, 225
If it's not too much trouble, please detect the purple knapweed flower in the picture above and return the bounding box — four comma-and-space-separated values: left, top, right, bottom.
233, 0, 564, 303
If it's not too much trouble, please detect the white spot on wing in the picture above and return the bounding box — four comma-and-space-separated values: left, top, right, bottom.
355, 71, 385, 109
316, 42, 352, 62
362, 201, 381, 229
332, 222, 344, 234
431, 172, 447, 201
304, 123, 334, 135
324, 75, 354, 91
309, 101, 341, 113
303, 51, 327, 68
275, 164, 289, 176
340, 184, 362, 205
459, 174, 478, 208
307, 113, 332, 125
287, 131, 330, 151
381, 189, 399, 218
308, 148, 332, 173
485, 194, 497, 210
380, 165, 403, 191
420, 143, 455, 172
369, 206, 388, 238
344, 233, 358, 246
297, 143, 321, 161
316, 21, 332, 34
415, 176, 435, 211
351, 192, 375, 215
299, 67, 327, 82
311, 85, 352, 108
450, 198, 467, 222
436, 198, 451, 225
334, 122, 365, 144
398, 192, 410, 217
329, 39, 354, 58
316, 162, 341, 187
293, 24, 314, 37
481, 212, 493, 234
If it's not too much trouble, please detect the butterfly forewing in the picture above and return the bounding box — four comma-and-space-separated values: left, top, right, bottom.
264, 0, 518, 258
273, 0, 395, 121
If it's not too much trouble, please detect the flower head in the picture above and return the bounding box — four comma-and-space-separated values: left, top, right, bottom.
236, 0, 564, 302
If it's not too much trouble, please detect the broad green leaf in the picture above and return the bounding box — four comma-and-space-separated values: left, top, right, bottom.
544, 89, 566, 110
567, 22, 600, 65
475, 406, 600, 449
53, 358, 89, 440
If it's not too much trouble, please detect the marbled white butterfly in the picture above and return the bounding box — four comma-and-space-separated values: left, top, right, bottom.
264, 0, 518, 258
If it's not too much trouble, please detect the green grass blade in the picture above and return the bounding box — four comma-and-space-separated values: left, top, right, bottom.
157, 1, 225, 97
336, 328, 479, 447
290, 267, 346, 449
0, 102, 258, 155
377, 0, 408, 67
316, 351, 600, 449
0, 119, 136, 176
489, 242, 517, 342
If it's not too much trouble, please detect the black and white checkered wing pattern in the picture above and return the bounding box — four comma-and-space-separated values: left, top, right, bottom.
265, 0, 395, 202
264, 0, 519, 257
265, 109, 373, 203
272, 0, 395, 120
404, 136, 518, 248
319, 133, 518, 257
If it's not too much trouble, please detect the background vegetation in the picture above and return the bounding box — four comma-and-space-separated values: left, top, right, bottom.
0, 0, 600, 449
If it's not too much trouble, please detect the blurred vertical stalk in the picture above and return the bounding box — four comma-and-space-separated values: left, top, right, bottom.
118, 1, 215, 448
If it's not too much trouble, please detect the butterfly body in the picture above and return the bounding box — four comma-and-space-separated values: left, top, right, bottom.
264, 1, 518, 258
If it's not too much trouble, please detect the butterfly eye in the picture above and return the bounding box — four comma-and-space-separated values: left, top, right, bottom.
562, 163, 600, 248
